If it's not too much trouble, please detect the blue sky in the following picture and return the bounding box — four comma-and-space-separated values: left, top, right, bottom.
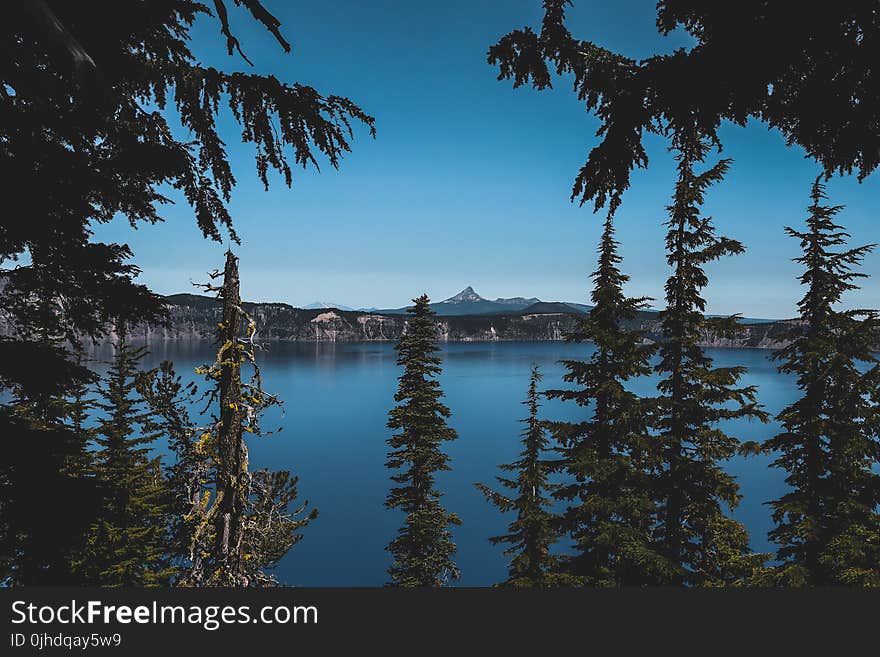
93, 0, 878, 318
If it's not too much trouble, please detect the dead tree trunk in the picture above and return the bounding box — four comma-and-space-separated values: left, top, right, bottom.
213, 250, 249, 585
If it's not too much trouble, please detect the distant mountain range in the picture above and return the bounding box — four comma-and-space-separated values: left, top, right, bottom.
375, 286, 594, 317
302, 301, 355, 311
192, 285, 779, 324
340, 286, 770, 323
0, 282, 781, 348
112, 290, 794, 349
0, 283, 790, 347
88, 285, 797, 351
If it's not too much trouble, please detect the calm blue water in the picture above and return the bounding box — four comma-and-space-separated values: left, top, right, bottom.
126, 341, 795, 586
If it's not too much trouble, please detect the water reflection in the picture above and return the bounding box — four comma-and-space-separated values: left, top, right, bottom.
82, 340, 794, 586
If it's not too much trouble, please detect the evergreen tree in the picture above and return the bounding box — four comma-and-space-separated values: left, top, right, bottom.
476, 365, 571, 587
0, 288, 101, 584
64, 352, 95, 457
2, 2, 372, 580
764, 178, 880, 586
385, 295, 460, 586
137, 360, 204, 577
489, 1, 880, 214
75, 325, 174, 586
544, 210, 668, 586
652, 129, 769, 586
181, 252, 316, 587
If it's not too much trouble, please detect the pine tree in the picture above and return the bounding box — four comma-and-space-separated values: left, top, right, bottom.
136, 360, 204, 576
0, 290, 101, 585
489, 1, 880, 214
476, 365, 571, 587
181, 252, 316, 587
385, 294, 460, 586
2, 3, 372, 580
544, 210, 668, 586
764, 178, 880, 586
652, 129, 769, 586
75, 325, 174, 586
64, 351, 95, 459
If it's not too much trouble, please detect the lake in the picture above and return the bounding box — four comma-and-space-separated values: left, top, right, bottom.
128, 340, 795, 586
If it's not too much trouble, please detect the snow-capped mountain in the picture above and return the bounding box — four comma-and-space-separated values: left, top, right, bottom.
302, 301, 354, 311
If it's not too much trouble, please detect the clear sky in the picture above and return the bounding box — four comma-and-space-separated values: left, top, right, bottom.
92, 0, 878, 318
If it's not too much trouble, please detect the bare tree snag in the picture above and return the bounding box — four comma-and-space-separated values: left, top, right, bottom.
213, 250, 249, 585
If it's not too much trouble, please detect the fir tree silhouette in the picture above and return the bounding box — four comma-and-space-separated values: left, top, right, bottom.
74, 325, 174, 586
765, 178, 880, 586
385, 294, 460, 586
544, 210, 668, 586
652, 128, 769, 586
477, 365, 574, 587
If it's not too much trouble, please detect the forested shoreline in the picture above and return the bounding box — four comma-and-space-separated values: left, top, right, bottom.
0, 291, 800, 349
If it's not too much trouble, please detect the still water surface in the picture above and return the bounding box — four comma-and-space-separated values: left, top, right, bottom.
124, 341, 794, 586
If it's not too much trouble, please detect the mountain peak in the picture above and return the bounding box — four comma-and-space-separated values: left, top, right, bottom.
442, 286, 485, 303
303, 301, 354, 311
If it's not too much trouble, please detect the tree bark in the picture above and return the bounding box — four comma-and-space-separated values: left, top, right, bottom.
213, 250, 249, 585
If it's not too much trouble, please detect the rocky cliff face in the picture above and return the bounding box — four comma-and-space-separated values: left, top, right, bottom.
0, 290, 795, 348
109, 294, 795, 349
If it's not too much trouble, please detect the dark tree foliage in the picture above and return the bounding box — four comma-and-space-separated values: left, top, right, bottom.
180, 252, 316, 587
544, 211, 668, 586
0, 344, 100, 585
385, 295, 460, 587
0, 254, 131, 584
476, 366, 572, 587
137, 360, 203, 574
3, 0, 375, 245
1, 0, 371, 583
488, 0, 879, 213
74, 326, 174, 586
652, 130, 769, 586
764, 179, 880, 586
